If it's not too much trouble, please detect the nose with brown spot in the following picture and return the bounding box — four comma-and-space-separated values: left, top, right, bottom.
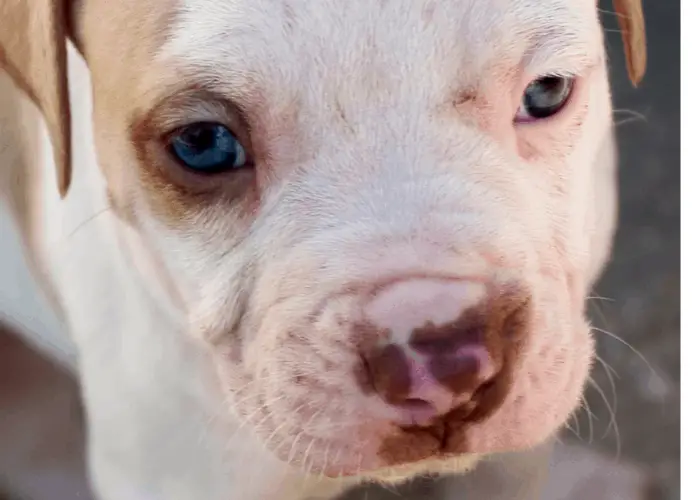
361, 278, 530, 426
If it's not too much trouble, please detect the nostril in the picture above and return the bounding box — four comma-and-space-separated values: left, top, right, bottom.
363, 343, 458, 419
402, 398, 434, 410
363, 339, 497, 417
431, 346, 490, 379
364, 344, 412, 406
427, 347, 494, 396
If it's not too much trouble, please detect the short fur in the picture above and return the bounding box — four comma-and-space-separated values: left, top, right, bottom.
0, 0, 645, 499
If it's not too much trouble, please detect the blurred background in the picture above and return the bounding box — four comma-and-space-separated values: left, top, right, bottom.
583, 0, 680, 496
346, 0, 681, 498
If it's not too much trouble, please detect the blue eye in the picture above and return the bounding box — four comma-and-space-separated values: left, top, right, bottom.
169, 122, 248, 173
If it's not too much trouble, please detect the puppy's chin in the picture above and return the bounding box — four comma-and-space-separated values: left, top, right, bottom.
349, 454, 481, 485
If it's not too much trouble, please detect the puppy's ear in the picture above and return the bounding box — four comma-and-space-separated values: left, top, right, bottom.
612, 0, 647, 86
0, 0, 72, 197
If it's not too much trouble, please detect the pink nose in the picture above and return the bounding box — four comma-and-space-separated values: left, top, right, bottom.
361, 278, 529, 426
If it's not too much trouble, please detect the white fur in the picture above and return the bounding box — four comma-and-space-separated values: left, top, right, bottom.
1, 0, 621, 499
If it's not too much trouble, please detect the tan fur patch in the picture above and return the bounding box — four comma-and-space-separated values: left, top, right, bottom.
129, 86, 259, 225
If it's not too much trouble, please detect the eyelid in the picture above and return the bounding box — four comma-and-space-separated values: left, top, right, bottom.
145, 97, 254, 164
524, 56, 601, 83
157, 101, 236, 139
139, 87, 251, 141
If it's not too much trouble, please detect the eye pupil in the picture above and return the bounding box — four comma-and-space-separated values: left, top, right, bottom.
181, 126, 216, 151
518, 76, 574, 121
169, 122, 248, 173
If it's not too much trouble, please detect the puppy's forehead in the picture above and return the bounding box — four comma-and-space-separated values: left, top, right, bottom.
159, 0, 600, 100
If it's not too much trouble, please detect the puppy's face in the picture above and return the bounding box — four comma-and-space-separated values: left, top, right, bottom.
79, 0, 613, 482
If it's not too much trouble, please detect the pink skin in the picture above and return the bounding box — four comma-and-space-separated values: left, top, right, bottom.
385, 345, 495, 427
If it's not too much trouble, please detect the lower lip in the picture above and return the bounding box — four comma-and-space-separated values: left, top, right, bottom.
392, 400, 440, 427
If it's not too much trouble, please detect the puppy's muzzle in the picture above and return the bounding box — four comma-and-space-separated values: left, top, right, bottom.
358, 278, 530, 430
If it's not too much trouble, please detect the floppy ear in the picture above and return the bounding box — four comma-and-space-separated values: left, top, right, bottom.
0, 0, 72, 197
612, 0, 647, 86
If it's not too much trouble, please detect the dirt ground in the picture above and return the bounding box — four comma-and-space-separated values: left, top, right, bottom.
346, 1, 681, 499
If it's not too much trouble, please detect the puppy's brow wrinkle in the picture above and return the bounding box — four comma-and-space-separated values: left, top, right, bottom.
452, 90, 477, 107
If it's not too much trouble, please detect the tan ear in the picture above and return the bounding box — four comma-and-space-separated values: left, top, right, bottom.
612, 0, 647, 86
0, 0, 72, 197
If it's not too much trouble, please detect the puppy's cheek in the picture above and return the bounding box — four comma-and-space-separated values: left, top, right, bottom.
452, 267, 593, 453
514, 72, 596, 162
106, 187, 140, 226
210, 342, 369, 475
204, 294, 384, 472
468, 314, 593, 454
516, 110, 587, 162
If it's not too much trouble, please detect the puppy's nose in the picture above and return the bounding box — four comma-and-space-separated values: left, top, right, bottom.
364, 341, 494, 422
362, 278, 528, 424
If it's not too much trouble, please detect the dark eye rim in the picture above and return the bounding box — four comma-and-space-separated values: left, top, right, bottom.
164, 121, 254, 174
514, 75, 577, 124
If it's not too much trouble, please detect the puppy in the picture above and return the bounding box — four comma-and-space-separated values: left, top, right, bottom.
0, 0, 646, 499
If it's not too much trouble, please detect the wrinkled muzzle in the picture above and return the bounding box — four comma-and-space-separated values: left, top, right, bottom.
200, 129, 594, 479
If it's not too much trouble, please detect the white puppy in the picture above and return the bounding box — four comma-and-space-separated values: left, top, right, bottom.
0, 0, 646, 499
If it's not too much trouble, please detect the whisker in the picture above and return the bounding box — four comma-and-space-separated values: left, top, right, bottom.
596, 353, 621, 380
271, 434, 296, 482
595, 354, 620, 439
286, 406, 326, 490
378, 477, 401, 497
320, 442, 332, 479
589, 377, 622, 461
299, 437, 318, 493
63, 206, 111, 241
260, 415, 293, 455
613, 108, 648, 121
251, 406, 282, 437
598, 8, 625, 18
570, 406, 581, 438
265, 402, 318, 464
580, 394, 596, 444
563, 422, 582, 442
231, 401, 267, 433
591, 326, 659, 379
302, 417, 356, 434
613, 108, 649, 127
587, 291, 611, 328
615, 116, 646, 127
224, 393, 288, 451
353, 446, 364, 480
587, 294, 615, 302
284, 428, 306, 469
